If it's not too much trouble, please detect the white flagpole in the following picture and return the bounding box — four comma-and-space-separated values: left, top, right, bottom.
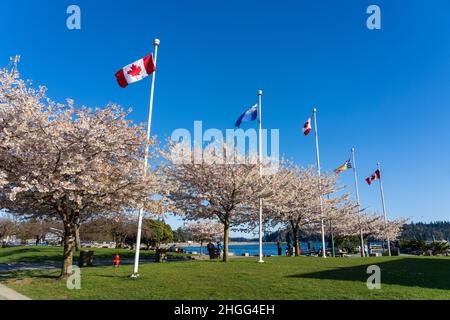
313, 108, 326, 258
351, 147, 365, 257
10, 55, 20, 78
258, 90, 264, 263
132, 38, 160, 278
377, 162, 391, 256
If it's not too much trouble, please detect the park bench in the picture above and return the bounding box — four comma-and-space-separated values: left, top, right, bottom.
209, 248, 221, 259
334, 249, 348, 257
155, 248, 168, 263
370, 252, 382, 257
78, 250, 94, 267
369, 244, 384, 256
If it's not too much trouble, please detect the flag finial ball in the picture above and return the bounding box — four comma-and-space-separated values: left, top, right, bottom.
258, 90, 262, 96
313, 108, 317, 113
154, 39, 160, 46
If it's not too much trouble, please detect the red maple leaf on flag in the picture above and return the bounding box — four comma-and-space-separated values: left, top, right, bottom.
127, 64, 142, 77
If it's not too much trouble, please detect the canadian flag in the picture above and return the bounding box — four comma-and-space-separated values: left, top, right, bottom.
366, 169, 381, 186
115, 54, 156, 88
303, 117, 312, 136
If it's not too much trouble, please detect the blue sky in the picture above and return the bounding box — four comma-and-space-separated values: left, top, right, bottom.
1, 0, 449, 236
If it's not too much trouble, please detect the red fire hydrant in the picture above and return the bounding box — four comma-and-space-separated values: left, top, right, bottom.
113, 254, 120, 268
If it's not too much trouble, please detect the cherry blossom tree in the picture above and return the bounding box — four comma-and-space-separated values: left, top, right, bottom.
162, 143, 279, 262
80, 213, 136, 248
16, 218, 60, 246
265, 163, 340, 256
330, 210, 407, 251
0, 171, 7, 189
319, 197, 365, 256
185, 220, 222, 255
0, 60, 162, 277
372, 216, 407, 242
0, 217, 17, 246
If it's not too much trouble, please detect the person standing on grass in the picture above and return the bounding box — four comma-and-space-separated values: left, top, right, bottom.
277, 241, 282, 256
216, 241, 223, 258
113, 254, 120, 268
207, 241, 214, 258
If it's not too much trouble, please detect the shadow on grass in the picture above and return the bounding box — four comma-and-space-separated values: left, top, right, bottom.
0, 246, 194, 282
0, 247, 152, 263
0, 269, 60, 281
0, 247, 43, 258
93, 274, 133, 279
0, 247, 62, 263
289, 257, 450, 291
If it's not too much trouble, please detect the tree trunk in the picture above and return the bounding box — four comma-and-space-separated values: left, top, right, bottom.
360, 229, 365, 257
60, 224, 75, 278
223, 222, 230, 262
113, 234, 117, 248
74, 223, 81, 252
35, 236, 40, 246
200, 240, 203, 256
116, 235, 124, 248
293, 226, 301, 257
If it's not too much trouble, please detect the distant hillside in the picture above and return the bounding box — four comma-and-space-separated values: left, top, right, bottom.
400, 221, 450, 241
230, 237, 258, 242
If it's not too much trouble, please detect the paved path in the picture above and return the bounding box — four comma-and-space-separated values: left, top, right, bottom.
0, 283, 31, 300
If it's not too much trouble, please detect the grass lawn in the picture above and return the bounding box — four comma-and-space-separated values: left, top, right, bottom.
0, 246, 189, 265
1, 247, 449, 300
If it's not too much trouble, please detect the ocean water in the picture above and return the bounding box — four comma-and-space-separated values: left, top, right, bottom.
182, 242, 326, 256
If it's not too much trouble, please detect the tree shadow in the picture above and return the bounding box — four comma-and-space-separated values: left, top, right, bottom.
93, 274, 131, 279
288, 257, 450, 291
0, 269, 59, 281
1, 247, 190, 264
0, 247, 62, 263
0, 247, 42, 258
